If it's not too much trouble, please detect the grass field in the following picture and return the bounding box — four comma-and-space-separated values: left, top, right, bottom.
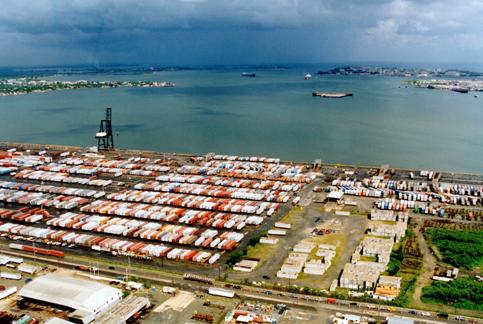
280, 206, 304, 224
245, 240, 284, 269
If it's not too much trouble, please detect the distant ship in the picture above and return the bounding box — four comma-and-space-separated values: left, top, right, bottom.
451, 87, 469, 93
241, 72, 256, 77
304, 73, 312, 80
312, 91, 353, 98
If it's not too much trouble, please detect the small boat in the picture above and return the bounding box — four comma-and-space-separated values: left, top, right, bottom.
304, 73, 312, 80
474, 94, 479, 98
241, 72, 256, 77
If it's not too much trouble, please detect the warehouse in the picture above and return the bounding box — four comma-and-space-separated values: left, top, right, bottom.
339, 263, 380, 290
373, 275, 401, 301
326, 191, 344, 202
367, 220, 407, 242
19, 274, 122, 324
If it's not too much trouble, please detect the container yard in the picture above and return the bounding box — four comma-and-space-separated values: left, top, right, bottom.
0, 142, 482, 323
0, 145, 313, 269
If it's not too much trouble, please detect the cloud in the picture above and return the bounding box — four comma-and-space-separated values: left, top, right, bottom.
0, 0, 482, 66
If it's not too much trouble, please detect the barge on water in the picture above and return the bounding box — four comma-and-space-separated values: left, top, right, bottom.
312, 91, 353, 98
241, 72, 256, 77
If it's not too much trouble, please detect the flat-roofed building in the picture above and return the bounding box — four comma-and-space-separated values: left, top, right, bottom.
19, 274, 122, 323
374, 275, 401, 301
339, 263, 380, 290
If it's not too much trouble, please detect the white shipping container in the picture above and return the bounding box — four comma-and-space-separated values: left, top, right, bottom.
0, 272, 21, 280
0, 286, 17, 300
208, 287, 234, 298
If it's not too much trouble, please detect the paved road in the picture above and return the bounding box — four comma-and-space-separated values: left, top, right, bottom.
1, 248, 479, 324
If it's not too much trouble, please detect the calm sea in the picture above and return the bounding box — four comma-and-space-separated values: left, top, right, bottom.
1, 68, 482, 173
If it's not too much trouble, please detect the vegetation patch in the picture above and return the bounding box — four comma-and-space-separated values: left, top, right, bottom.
383, 229, 421, 307
392, 277, 416, 307
424, 228, 483, 270
359, 255, 378, 262
386, 244, 403, 276
245, 240, 281, 268
422, 277, 483, 311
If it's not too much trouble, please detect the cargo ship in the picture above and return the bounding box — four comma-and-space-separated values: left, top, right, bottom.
241, 72, 256, 77
312, 91, 353, 98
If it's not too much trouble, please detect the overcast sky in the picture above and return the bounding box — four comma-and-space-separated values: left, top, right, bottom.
1, 0, 482, 67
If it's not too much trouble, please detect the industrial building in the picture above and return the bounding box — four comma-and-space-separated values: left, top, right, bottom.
95, 295, 151, 324
367, 220, 407, 242
373, 275, 401, 300
352, 236, 393, 265
339, 263, 380, 290
370, 210, 408, 222
19, 274, 122, 323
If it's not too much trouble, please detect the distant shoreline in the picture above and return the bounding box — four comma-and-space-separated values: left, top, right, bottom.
0, 79, 174, 97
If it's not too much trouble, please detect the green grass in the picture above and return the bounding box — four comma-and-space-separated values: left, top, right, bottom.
280, 206, 304, 224
245, 240, 282, 269
227, 230, 268, 266
359, 255, 378, 262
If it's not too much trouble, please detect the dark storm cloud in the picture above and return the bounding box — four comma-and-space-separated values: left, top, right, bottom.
0, 0, 482, 66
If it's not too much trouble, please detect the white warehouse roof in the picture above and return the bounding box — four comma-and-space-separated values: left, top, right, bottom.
327, 191, 344, 200
19, 274, 122, 317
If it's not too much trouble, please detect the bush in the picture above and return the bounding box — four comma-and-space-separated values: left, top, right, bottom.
392, 278, 416, 307
248, 230, 268, 247
422, 277, 483, 311
425, 229, 483, 269
386, 247, 403, 275
227, 250, 247, 266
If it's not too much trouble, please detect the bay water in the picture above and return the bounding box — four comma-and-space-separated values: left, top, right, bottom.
1, 68, 482, 173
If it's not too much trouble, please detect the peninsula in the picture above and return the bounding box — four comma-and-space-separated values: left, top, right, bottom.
0, 78, 175, 96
